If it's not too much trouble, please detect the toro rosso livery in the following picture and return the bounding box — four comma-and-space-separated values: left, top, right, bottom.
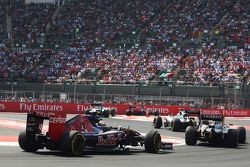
185, 114, 246, 148
153, 109, 198, 131
18, 112, 173, 156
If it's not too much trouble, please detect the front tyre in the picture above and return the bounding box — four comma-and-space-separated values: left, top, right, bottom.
18, 130, 39, 152
61, 131, 85, 156
144, 130, 161, 153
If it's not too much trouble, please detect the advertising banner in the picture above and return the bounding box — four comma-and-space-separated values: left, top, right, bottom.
0, 101, 250, 117
0, 101, 91, 114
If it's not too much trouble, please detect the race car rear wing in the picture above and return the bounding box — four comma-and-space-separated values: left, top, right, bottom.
184, 110, 200, 115
200, 114, 224, 121
90, 103, 103, 107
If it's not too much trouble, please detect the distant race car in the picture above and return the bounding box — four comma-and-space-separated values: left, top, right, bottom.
185, 114, 246, 148
125, 105, 146, 116
126, 105, 159, 116
85, 103, 116, 117
153, 109, 199, 131
18, 113, 173, 156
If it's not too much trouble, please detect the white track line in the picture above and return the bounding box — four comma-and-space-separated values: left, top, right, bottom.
0, 142, 19, 147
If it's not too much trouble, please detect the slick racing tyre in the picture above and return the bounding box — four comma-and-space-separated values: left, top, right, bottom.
61, 131, 85, 156
227, 129, 238, 148
153, 116, 162, 129
185, 126, 198, 145
171, 118, 181, 131
144, 130, 161, 153
103, 110, 110, 118
110, 108, 116, 117
237, 127, 246, 144
126, 110, 132, 116
18, 130, 39, 152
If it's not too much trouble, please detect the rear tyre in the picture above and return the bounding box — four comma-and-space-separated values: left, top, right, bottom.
185, 126, 197, 145
61, 131, 85, 156
237, 127, 246, 144
227, 129, 238, 148
171, 118, 181, 131
144, 130, 161, 153
110, 108, 116, 116
153, 116, 162, 129
126, 110, 132, 116
18, 130, 39, 152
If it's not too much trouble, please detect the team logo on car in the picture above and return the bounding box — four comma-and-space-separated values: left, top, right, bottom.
96, 134, 122, 146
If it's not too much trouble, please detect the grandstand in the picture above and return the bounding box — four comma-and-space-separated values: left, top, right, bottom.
0, 4, 6, 44
0, 0, 249, 109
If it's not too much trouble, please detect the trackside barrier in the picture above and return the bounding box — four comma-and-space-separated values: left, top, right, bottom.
0, 101, 250, 117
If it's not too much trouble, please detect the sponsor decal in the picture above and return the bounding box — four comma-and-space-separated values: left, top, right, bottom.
36, 111, 56, 117
223, 110, 248, 117
200, 109, 249, 117
145, 107, 170, 114
49, 117, 66, 124
96, 134, 122, 146
77, 105, 91, 112
19, 103, 63, 112
201, 114, 223, 120
0, 104, 5, 111
200, 109, 221, 115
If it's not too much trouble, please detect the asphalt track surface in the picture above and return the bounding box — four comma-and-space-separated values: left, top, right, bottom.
0, 113, 249, 167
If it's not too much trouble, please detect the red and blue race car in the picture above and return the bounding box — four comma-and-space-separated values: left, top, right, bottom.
19, 112, 173, 156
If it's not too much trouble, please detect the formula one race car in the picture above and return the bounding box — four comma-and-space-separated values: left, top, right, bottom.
125, 105, 146, 116
153, 109, 199, 131
85, 103, 116, 117
18, 112, 173, 156
125, 105, 159, 116
185, 114, 246, 148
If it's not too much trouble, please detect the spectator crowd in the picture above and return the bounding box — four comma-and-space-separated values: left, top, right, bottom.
11, 2, 56, 47
0, 47, 249, 85
215, 0, 250, 47
142, 0, 238, 46
0, 0, 249, 85
0, 4, 6, 43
